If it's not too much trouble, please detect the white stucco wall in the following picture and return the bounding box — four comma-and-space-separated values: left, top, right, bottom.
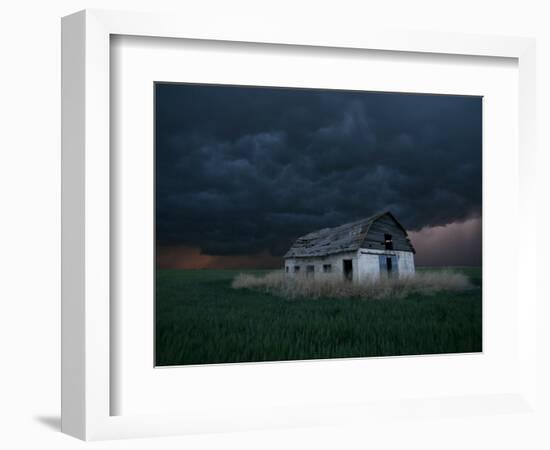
284, 249, 415, 282
357, 248, 415, 280
284, 251, 358, 281
357, 251, 381, 282
396, 250, 415, 275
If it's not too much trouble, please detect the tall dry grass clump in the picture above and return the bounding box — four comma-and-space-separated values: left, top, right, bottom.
232, 270, 472, 300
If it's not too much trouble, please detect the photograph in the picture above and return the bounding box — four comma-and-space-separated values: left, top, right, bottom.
154, 83, 482, 366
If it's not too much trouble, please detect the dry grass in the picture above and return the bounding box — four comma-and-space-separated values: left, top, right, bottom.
232, 269, 473, 300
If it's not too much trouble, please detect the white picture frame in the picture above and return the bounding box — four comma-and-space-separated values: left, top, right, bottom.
61, 9, 537, 441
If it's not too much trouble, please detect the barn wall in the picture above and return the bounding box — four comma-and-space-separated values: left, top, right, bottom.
397, 251, 415, 274
362, 215, 414, 253
358, 248, 416, 279
284, 251, 358, 281
357, 251, 380, 281
285, 248, 415, 282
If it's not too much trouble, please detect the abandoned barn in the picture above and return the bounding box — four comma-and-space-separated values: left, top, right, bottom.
284, 211, 416, 282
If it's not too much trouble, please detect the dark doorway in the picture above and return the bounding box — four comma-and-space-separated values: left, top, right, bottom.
386, 257, 393, 276
343, 259, 353, 281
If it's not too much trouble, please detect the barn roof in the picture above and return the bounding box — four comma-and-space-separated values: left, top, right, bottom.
284, 211, 411, 258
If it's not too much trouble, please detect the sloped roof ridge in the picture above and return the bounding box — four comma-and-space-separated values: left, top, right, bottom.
299, 211, 387, 239
284, 210, 392, 258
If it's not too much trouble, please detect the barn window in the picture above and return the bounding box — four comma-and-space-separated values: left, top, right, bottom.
294, 266, 300, 273
384, 233, 393, 250
323, 264, 332, 273
306, 265, 315, 277
285, 266, 289, 273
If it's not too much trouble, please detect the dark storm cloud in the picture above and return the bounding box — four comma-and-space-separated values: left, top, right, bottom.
155, 84, 481, 261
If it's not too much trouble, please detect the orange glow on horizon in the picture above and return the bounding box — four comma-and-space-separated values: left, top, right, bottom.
156, 245, 283, 269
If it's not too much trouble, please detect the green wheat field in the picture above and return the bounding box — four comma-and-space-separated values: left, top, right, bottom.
155, 267, 482, 366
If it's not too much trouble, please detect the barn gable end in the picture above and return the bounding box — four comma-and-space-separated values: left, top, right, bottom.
361, 212, 416, 254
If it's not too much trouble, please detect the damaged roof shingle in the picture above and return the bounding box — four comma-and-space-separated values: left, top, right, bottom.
284, 211, 387, 258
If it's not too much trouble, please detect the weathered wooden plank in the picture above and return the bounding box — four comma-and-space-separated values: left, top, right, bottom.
284, 210, 415, 258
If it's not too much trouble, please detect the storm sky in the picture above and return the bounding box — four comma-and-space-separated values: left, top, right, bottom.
155, 83, 482, 268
